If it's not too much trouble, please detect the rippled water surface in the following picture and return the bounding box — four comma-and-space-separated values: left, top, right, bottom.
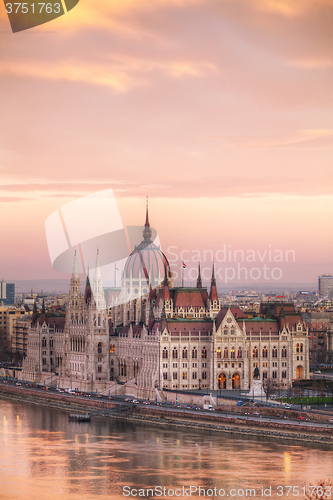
0, 399, 332, 500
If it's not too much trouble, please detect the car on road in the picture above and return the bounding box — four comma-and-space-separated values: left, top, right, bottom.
185, 405, 192, 409
192, 406, 200, 410
125, 398, 132, 402
297, 416, 309, 421
143, 401, 151, 405
132, 399, 139, 404
284, 405, 291, 409
15, 382, 21, 386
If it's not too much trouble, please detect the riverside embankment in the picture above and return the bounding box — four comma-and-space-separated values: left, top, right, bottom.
1, 384, 333, 445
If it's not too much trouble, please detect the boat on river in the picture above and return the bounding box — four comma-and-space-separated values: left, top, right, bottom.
68, 413, 91, 422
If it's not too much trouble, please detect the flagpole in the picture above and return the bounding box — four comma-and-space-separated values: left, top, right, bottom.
181, 265, 183, 287
114, 263, 116, 288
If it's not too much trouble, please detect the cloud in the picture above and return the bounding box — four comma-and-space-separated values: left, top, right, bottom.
0, 196, 35, 202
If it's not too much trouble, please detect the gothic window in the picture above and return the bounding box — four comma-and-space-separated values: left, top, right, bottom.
192, 372, 197, 379
272, 371, 277, 379
262, 347, 268, 358
162, 347, 168, 359
217, 348, 221, 359
173, 372, 177, 380
182, 348, 187, 359
300, 343, 303, 353
202, 372, 207, 379
272, 346, 277, 358
192, 347, 197, 359
263, 371, 267, 379
224, 348, 228, 359
42, 338, 46, 348
224, 328, 228, 335
127, 311, 130, 321
231, 347, 235, 359
281, 347, 287, 358
237, 348, 242, 359
282, 371, 287, 378
98, 365, 102, 373
253, 347, 258, 358
163, 372, 168, 380
182, 372, 187, 380
231, 329, 235, 335
172, 348, 178, 359
296, 343, 300, 353
202, 347, 207, 359
98, 342, 102, 354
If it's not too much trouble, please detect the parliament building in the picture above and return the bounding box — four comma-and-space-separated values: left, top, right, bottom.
22, 203, 309, 397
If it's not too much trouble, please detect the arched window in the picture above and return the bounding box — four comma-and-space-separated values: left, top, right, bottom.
217, 348, 221, 359
192, 347, 197, 359
253, 347, 258, 358
182, 348, 187, 359
224, 347, 228, 359
98, 342, 102, 354
182, 372, 187, 380
162, 347, 168, 359
127, 311, 130, 321
202, 347, 207, 359
230, 347, 235, 359
172, 348, 178, 359
262, 347, 268, 358
272, 346, 277, 358
300, 343, 303, 353
281, 346, 287, 358
237, 348, 242, 359
296, 343, 300, 353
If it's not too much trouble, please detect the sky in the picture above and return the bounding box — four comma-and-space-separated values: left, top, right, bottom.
0, 0, 332, 288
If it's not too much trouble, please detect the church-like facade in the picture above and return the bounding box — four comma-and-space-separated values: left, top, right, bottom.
22, 203, 310, 397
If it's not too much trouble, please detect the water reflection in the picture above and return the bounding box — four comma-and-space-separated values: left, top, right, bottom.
0, 399, 332, 500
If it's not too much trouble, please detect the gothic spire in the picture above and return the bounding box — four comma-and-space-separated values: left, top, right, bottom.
197, 263, 202, 288
72, 249, 79, 277
210, 261, 218, 302
143, 196, 152, 243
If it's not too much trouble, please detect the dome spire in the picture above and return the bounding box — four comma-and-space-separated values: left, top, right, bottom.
143, 196, 152, 242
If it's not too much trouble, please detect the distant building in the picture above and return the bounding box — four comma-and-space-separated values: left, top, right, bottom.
319, 275, 333, 297
0, 281, 15, 305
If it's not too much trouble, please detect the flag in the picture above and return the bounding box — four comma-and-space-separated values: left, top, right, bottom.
115, 265, 119, 271
182, 262, 187, 269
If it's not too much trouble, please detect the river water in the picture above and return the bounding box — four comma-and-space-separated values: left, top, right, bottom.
0, 399, 332, 500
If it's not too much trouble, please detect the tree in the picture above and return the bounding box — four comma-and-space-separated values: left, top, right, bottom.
263, 378, 278, 401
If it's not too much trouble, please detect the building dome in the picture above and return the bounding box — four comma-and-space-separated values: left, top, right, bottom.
124, 240, 171, 282
123, 199, 171, 286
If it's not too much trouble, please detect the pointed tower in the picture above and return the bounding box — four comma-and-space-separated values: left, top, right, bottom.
92, 248, 106, 311
143, 196, 152, 243
197, 263, 202, 288
68, 249, 82, 305
84, 269, 92, 305
210, 262, 218, 302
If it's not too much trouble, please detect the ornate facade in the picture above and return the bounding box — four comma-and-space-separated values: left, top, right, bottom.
109, 205, 310, 396
22, 203, 310, 396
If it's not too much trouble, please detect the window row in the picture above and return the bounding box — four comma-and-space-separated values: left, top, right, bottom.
163, 347, 208, 359
253, 346, 288, 358
163, 371, 208, 381
217, 347, 242, 359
